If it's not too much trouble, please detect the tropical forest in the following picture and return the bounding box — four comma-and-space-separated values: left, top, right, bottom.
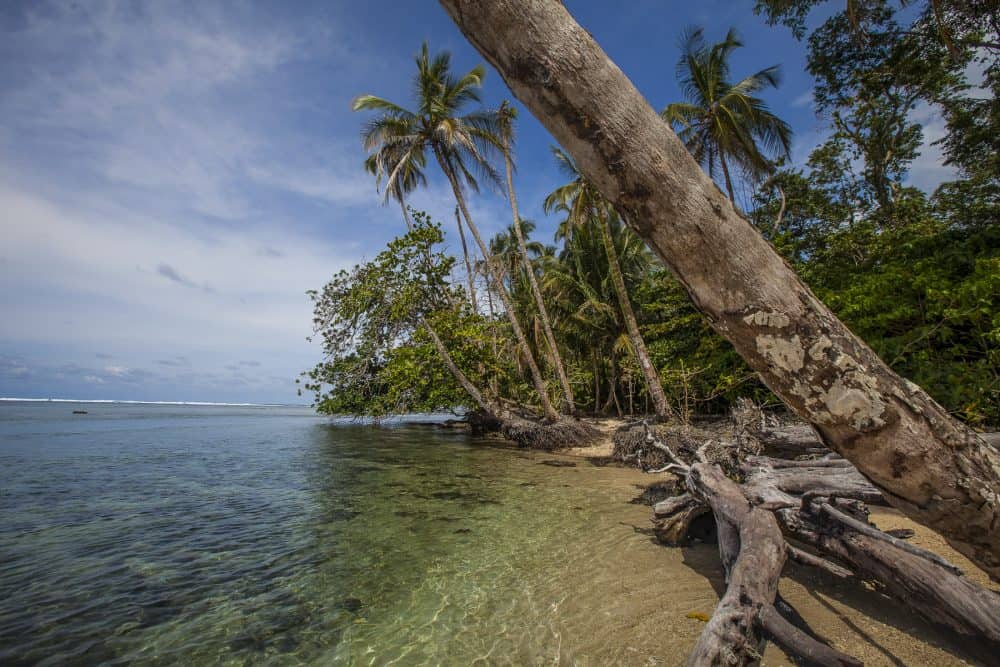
301, 0, 1000, 664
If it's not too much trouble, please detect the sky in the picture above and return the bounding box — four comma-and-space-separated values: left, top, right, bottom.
0, 1, 959, 404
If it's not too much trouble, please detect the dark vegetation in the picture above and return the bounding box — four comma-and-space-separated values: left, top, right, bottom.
303, 0, 997, 428
301, 0, 1000, 662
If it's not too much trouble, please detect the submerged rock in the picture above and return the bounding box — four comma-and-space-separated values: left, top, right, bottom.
339, 597, 363, 614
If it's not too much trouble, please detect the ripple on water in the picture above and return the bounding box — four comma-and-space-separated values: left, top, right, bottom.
1, 407, 991, 666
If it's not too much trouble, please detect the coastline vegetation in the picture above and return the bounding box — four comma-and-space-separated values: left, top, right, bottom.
304, 0, 997, 427
299, 0, 1000, 662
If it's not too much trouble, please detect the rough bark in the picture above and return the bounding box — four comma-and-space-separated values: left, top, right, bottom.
502, 141, 577, 414
435, 148, 560, 422
653, 446, 1000, 664
685, 464, 784, 666
599, 214, 674, 420
439, 0, 1000, 579
684, 464, 863, 667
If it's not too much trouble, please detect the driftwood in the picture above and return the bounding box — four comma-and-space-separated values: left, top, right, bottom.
641, 424, 1000, 666
749, 425, 1000, 459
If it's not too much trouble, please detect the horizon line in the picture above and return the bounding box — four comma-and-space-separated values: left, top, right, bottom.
0, 397, 308, 407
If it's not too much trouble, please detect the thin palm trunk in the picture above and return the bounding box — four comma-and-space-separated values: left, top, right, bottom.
502, 144, 576, 414
593, 352, 601, 415
453, 206, 478, 307
435, 148, 560, 421
599, 214, 674, 419
399, 199, 414, 231
719, 152, 736, 204
420, 315, 502, 418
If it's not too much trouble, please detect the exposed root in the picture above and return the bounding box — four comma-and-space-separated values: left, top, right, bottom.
640, 405, 1000, 665
500, 417, 600, 450
611, 421, 717, 471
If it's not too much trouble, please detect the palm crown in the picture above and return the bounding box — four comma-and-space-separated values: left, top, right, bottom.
353, 42, 501, 206
543, 147, 614, 233
662, 27, 792, 204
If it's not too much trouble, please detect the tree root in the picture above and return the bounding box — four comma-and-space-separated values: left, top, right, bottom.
499, 416, 600, 450
647, 439, 1000, 665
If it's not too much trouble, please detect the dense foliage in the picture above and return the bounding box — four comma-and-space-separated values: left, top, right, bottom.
306, 0, 997, 426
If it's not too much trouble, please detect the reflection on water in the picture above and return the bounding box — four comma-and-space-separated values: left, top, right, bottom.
0, 404, 698, 665
0, 403, 990, 666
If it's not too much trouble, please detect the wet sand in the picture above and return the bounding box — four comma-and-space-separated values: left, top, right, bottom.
547, 425, 994, 666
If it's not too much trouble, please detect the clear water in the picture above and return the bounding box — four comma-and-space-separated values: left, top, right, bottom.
1, 402, 989, 666
0, 402, 703, 665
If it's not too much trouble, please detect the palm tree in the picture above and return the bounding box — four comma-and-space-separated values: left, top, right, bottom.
544, 147, 675, 420
496, 101, 577, 414
363, 147, 426, 230
353, 43, 560, 421
661, 27, 792, 205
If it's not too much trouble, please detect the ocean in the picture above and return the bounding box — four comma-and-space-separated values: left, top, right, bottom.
0, 400, 705, 665
1, 400, 985, 666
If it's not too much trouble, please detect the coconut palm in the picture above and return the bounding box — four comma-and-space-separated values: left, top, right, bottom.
661, 27, 792, 205
546, 212, 651, 415
363, 147, 426, 230
353, 43, 560, 421
544, 147, 675, 420
496, 101, 577, 414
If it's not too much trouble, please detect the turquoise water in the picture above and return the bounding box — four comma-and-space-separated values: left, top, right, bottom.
2, 401, 987, 666
0, 401, 697, 665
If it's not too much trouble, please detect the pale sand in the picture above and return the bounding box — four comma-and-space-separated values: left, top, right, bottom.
561, 416, 626, 458
542, 419, 995, 665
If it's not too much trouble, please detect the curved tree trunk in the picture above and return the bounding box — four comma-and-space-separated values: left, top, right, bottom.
718, 152, 736, 205
399, 199, 414, 231
420, 315, 503, 419
439, 0, 1000, 579
435, 149, 561, 422
503, 143, 577, 414
453, 206, 478, 307
599, 214, 674, 420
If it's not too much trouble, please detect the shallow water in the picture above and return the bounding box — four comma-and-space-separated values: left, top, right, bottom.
0, 402, 989, 665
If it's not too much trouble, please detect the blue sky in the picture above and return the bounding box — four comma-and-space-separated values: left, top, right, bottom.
0, 1, 957, 404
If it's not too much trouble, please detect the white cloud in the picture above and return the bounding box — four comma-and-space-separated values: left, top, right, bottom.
0, 183, 349, 351
791, 89, 814, 108
907, 101, 958, 193
0, 1, 367, 220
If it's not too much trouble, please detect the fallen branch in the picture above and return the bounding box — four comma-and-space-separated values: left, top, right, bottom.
647, 435, 1000, 664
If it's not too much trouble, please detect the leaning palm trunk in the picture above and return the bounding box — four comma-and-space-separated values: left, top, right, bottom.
502, 144, 577, 414
398, 199, 414, 231
599, 214, 674, 420
434, 149, 561, 422
453, 206, 478, 307
440, 0, 1000, 580
420, 315, 501, 417
718, 153, 736, 205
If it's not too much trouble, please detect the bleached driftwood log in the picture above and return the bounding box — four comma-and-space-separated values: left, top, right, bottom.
645, 425, 1000, 666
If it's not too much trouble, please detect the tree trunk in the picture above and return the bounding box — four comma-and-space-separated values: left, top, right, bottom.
399, 199, 414, 231
435, 148, 561, 422
599, 214, 674, 420
440, 0, 1000, 580
593, 352, 601, 415
503, 143, 577, 414
420, 315, 502, 419
453, 206, 478, 307
719, 152, 736, 205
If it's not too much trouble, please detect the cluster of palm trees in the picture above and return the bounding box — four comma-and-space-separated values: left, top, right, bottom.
352, 31, 790, 420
